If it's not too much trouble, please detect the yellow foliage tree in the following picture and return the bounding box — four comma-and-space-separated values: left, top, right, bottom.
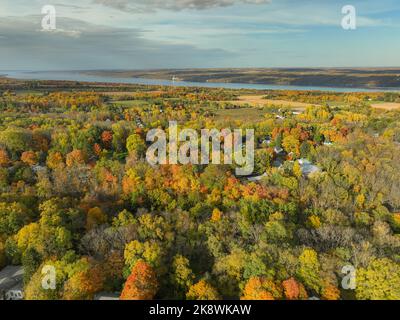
186, 280, 220, 300
211, 208, 222, 222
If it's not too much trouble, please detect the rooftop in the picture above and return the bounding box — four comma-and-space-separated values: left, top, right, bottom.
0, 266, 24, 292
298, 159, 321, 176
94, 292, 120, 300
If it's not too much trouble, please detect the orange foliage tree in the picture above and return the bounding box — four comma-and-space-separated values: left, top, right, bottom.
120, 261, 158, 300
282, 277, 308, 300
321, 282, 341, 300
101, 131, 113, 147
241, 277, 282, 300
21, 151, 38, 166
93, 143, 102, 156
0, 149, 10, 167
46, 151, 64, 169
63, 265, 105, 300
66, 149, 87, 167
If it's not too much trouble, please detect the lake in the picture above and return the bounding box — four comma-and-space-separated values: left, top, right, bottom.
3, 70, 399, 93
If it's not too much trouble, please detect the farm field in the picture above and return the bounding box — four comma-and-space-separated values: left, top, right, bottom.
228, 95, 315, 110
213, 107, 268, 123
371, 102, 400, 110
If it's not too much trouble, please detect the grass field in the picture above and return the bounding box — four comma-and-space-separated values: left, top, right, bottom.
371, 102, 400, 110
103, 90, 165, 97
227, 95, 313, 110
111, 100, 150, 106
213, 107, 267, 123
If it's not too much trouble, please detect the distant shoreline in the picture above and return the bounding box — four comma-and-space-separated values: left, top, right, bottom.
81, 68, 400, 90
2, 69, 400, 93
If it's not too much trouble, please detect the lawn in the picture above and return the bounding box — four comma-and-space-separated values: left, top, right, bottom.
213, 107, 267, 123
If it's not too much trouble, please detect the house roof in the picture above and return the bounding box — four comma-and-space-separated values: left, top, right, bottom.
298, 159, 321, 176
0, 266, 24, 292
247, 173, 267, 182
94, 292, 120, 300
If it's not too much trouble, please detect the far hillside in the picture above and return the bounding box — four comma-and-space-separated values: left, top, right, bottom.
84, 68, 400, 89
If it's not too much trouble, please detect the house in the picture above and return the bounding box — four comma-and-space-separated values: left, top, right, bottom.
298, 159, 321, 177
262, 139, 272, 145
32, 165, 46, 173
247, 173, 267, 182
274, 146, 285, 155
259, 136, 272, 146
272, 158, 284, 168
0, 266, 24, 300
94, 292, 120, 300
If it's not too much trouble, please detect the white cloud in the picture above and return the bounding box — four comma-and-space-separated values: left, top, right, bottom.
0, 15, 232, 70
93, 0, 270, 12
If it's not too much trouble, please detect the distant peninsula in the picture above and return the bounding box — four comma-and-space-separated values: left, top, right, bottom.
82, 68, 400, 89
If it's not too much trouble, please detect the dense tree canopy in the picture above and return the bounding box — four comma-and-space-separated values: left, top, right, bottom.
0, 79, 399, 300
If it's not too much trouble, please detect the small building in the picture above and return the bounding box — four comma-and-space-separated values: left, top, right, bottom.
94, 292, 120, 300
298, 159, 321, 177
259, 136, 272, 146
263, 139, 272, 145
32, 165, 46, 173
274, 146, 285, 155
272, 158, 284, 168
247, 173, 267, 182
0, 266, 24, 300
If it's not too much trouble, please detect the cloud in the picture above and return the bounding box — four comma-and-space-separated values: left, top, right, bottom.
93, 0, 270, 12
0, 15, 233, 70
54, 3, 90, 10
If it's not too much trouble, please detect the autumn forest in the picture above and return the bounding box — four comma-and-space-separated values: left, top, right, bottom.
0, 77, 399, 301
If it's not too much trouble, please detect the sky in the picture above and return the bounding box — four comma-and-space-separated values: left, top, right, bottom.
0, 0, 400, 70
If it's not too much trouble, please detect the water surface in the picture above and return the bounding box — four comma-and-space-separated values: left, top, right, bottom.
3, 71, 399, 93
